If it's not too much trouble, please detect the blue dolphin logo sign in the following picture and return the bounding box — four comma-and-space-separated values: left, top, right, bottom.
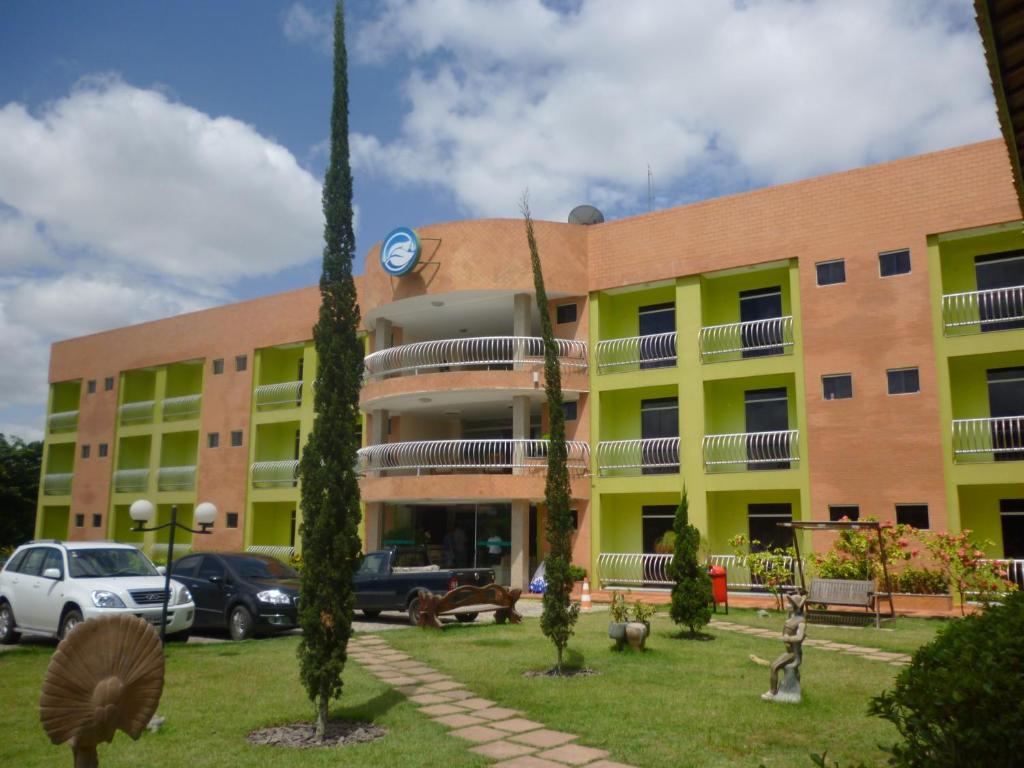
380, 227, 421, 276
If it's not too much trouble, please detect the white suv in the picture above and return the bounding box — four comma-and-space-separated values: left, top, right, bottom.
0, 541, 195, 643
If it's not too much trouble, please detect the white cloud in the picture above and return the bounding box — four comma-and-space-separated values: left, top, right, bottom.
353, 0, 999, 219
283, 3, 332, 53
0, 209, 57, 270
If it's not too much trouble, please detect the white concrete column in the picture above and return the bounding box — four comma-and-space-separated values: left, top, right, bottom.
363, 503, 382, 553
370, 409, 389, 446
513, 293, 531, 370
510, 500, 530, 590
512, 395, 530, 474
374, 318, 392, 353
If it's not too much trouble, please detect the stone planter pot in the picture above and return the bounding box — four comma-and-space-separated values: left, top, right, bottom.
608, 621, 628, 642
625, 622, 649, 651
889, 593, 953, 614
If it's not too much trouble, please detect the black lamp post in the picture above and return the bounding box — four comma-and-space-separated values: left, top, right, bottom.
129, 499, 216, 641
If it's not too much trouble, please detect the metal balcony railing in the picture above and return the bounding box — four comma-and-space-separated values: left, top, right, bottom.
982, 559, 1024, 590
113, 468, 149, 493
702, 429, 800, 470
48, 410, 79, 433
942, 285, 1024, 335
363, 336, 588, 379
162, 394, 201, 421
157, 465, 196, 491
246, 545, 296, 560
42, 473, 73, 496
699, 316, 794, 362
251, 459, 300, 487
255, 380, 303, 409
597, 552, 801, 591
119, 400, 155, 425
357, 439, 591, 476
596, 438, 680, 476
595, 332, 677, 374
952, 416, 1024, 462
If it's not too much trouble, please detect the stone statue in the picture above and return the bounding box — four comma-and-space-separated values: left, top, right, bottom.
40, 614, 165, 767
761, 592, 806, 704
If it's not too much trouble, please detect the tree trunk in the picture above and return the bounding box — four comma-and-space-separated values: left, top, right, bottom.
556, 645, 563, 676
73, 746, 98, 768
316, 694, 329, 740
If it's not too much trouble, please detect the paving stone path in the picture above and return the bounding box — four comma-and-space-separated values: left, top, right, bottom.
348, 635, 636, 768
708, 620, 913, 666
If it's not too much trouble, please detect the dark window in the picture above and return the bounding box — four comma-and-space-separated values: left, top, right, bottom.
556, 303, 578, 324
822, 374, 853, 400
1001, 499, 1024, 558
92, 514, 102, 528
87, 379, 96, 394
98, 443, 108, 458
739, 286, 784, 357
641, 505, 676, 555
226, 512, 239, 529
197, 556, 224, 580
563, 401, 578, 421
887, 368, 920, 395
74, 514, 85, 528
359, 553, 388, 575
207, 432, 220, 449
641, 397, 679, 474
230, 430, 243, 447
879, 249, 911, 277
829, 505, 860, 522
41, 548, 63, 577
747, 503, 793, 550
81, 444, 90, 459
816, 260, 846, 286
570, 509, 579, 530
212, 359, 224, 375
745, 388, 790, 470
987, 367, 1024, 461
975, 251, 1024, 332
235, 355, 247, 372
896, 504, 929, 529
19, 547, 48, 575
638, 302, 676, 369
4, 549, 27, 573
104, 376, 114, 391
172, 555, 201, 577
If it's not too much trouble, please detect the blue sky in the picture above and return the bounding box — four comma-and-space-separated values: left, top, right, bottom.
0, 0, 1000, 441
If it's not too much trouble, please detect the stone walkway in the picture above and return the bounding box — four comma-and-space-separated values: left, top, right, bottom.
348, 634, 635, 768
708, 619, 912, 666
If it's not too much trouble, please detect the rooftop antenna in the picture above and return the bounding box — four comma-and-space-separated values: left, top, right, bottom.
647, 163, 654, 212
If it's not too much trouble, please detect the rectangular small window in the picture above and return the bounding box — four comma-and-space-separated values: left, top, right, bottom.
98, 443, 108, 458
562, 401, 578, 421
87, 379, 96, 394
226, 512, 239, 529
570, 509, 578, 530
207, 432, 220, 449
74, 514, 85, 528
816, 259, 846, 286
828, 505, 860, 522
104, 376, 114, 391
887, 367, 920, 395
81, 444, 90, 459
879, 249, 911, 277
896, 504, 929, 529
92, 513, 102, 528
230, 430, 243, 447
212, 359, 224, 375
235, 355, 247, 372
822, 374, 853, 400
556, 303, 578, 324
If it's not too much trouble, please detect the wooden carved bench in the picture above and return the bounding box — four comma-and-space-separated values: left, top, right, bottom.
806, 578, 879, 627
416, 583, 523, 630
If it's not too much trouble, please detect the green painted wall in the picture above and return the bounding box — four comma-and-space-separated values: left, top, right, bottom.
111, 505, 144, 544
251, 501, 296, 545
599, 492, 681, 552
597, 384, 679, 441
949, 351, 1024, 419
116, 435, 151, 469
40, 506, 69, 540
254, 420, 301, 461
706, 489, 803, 553
700, 267, 791, 327
122, 369, 156, 403
159, 431, 198, 467
165, 362, 203, 397
155, 503, 194, 546
596, 284, 675, 341
258, 346, 305, 385
939, 228, 1024, 295
46, 443, 75, 474
51, 381, 80, 413
958, 483, 1024, 557
703, 373, 796, 435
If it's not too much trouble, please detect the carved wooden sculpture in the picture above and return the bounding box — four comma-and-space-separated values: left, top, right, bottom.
417, 583, 523, 629
40, 614, 165, 768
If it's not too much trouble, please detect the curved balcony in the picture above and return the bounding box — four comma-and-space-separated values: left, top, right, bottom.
120, 400, 155, 426
47, 410, 79, 434
952, 416, 1024, 462
699, 317, 794, 362
358, 439, 590, 476
595, 332, 677, 374
942, 285, 1024, 335
163, 394, 201, 421
251, 459, 300, 488
255, 381, 303, 410
157, 465, 196, 491
596, 438, 680, 476
702, 430, 799, 471
43, 473, 73, 496
364, 336, 587, 379
113, 468, 149, 493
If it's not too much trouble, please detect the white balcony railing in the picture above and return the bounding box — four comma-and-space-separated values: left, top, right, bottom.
596, 438, 680, 476
47, 410, 79, 433
363, 336, 587, 380
982, 559, 1024, 590
157, 465, 196, 491
42, 473, 73, 495
595, 332, 677, 374
162, 394, 201, 421
119, 400, 155, 425
952, 416, 1024, 462
597, 552, 801, 591
251, 459, 300, 488
246, 545, 296, 560
698, 316, 794, 361
357, 439, 591, 476
255, 380, 303, 409
942, 285, 1024, 335
113, 468, 149, 493
702, 429, 800, 470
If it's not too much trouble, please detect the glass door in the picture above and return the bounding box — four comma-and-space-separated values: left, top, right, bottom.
638, 302, 676, 369
641, 397, 679, 474
745, 388, 790, 470
988, 367, 1024, 461
975, 252, 1024, 332
1001, 499, 1024, 559
739, 286, 783, 358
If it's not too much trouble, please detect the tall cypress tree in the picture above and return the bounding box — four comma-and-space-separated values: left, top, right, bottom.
669, 487, 712, 634
522, 196, 579, 674
297, 0, 363, 739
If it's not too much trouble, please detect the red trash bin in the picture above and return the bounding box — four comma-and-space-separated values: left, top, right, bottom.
708, 565, 728, 614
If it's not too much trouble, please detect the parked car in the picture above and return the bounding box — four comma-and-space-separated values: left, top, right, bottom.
0, 540, 194, 644
355, 546, 495, 624
170, 552, 299, 640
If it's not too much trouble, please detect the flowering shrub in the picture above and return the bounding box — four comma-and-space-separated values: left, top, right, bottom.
923, 530, 1016, 613
728, 534, 795, 610
809, 518, 914, 584
896, 567, 948, 595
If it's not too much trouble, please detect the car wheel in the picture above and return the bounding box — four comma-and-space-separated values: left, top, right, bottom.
60, 608, 83, 640
455, 613, 478, 623
0, 601, 20, 645
229, 605, 254, 641
361, 609, 381, 619
166, 630, 190, 643
407, 598, 421, 626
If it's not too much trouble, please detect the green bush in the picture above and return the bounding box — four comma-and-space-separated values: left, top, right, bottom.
869, 590, 1024, 766
568, 564, 587, 582
669, 488, 712, 633
896, 567, 947, 595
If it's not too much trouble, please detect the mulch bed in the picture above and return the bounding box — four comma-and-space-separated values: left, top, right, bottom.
248, 720, 387, 748
522, 667, 600, 678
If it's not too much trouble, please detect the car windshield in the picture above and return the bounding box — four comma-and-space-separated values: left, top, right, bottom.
230, 556, 298, 580
68, 548, 159, 578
